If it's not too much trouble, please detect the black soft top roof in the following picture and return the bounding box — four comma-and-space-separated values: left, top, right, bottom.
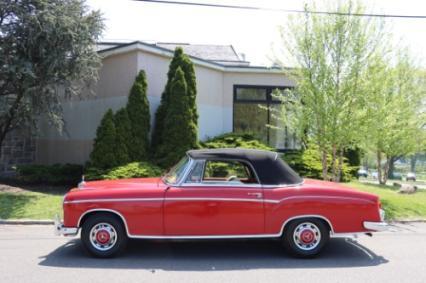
187, 148, 302, 186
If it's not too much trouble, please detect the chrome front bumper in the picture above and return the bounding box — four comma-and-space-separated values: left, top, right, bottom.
54, 216, 78, 236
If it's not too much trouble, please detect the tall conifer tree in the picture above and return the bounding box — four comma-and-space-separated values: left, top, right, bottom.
152, 47, 198, 159
157, 68, 197, 167
126, 70, 150, 161
114, 108, 132, 165
89, 109, 117, 169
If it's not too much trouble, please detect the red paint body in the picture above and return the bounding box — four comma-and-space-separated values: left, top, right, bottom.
63, 177, 381, 237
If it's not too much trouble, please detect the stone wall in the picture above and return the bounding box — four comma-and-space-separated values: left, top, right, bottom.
0, 128, 36, 175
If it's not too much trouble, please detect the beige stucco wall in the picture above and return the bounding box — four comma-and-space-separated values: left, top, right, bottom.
36, 48, 294, 165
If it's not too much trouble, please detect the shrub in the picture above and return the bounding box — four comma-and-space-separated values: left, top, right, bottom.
114, 108, 132, 165
16, 164, 83, 185
89, 109, 117, 169
282, 144, 354, 182
127, 70, 150, 161
85, 162, 163, 181
152, 47, 198, 155
156, 67, 198, 168
200, 132, 274, 151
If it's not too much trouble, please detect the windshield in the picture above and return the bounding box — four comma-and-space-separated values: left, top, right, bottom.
163, 156, 190, 185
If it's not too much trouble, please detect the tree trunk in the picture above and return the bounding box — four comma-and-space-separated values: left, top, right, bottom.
387, 156, 396, 180
377, 151, 383, 184
321, 148, 328, 181
410, 154, 418, 172
0, 92, 24, 154
382, 156, 391, 185
331, 144, 337, 182
337, 148, 344, 182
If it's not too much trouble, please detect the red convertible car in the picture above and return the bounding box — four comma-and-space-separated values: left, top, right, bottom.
55, 148, 388, 258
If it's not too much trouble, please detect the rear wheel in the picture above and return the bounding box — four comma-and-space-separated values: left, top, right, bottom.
81, 213, 127, 258
282, 218, 329, 258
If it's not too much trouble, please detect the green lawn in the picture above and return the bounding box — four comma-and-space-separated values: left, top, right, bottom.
0, 191, 63, 220
345, 181, 426, 221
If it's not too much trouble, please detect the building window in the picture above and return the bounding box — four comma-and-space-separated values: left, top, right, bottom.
233, 85, 299, 150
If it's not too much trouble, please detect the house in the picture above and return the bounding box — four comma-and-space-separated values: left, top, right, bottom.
2, 41, 297, 169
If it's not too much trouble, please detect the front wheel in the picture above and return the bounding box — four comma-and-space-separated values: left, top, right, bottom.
282, 218, 329, 258
81, 213, 127, 258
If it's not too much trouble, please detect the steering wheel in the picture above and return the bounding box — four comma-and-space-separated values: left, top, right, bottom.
226, 175, 238, 182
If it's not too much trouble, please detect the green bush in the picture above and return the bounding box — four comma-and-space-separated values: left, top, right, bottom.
282, 144, 355, 182
16, 164, 83, 185
85, 162, 163, 181
114, 108, 132, 165
200, 132, 274, 151
127, 70, 150, 161
152, 47, 198, 156
156, 67, 198, 168
89, 109, 117, 169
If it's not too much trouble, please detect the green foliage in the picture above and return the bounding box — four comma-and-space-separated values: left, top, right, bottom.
283, 0, 384, 181
200, 132, 274, 151
283, 144, 354, 182
0, 0, 104, 147
89, 109, 117, 169
126, 70, 150, 161
152, 47, 198, 155
156, 67, 198, 168
114, 108, 132, 165
85, 162, 163, 181
16, 164, 83, 185
344, 147, 363, 176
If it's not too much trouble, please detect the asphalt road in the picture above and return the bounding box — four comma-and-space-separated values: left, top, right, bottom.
1, 223, 426, 283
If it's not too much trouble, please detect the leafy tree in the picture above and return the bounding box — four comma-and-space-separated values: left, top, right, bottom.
361, 53, 426, 184
114, 108, 132, 165
152, 47, 198, 154
126, 70, 150, 161
0, 0, 103, 150
157, 67, 197, 167
89, 109, 117, 169
280, 0, 383, 181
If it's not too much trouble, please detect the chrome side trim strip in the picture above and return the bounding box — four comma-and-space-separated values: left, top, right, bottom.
66, 197, 265, 204
77, 209, 337, 239
265, 195, 374, 204
65, 195, 371, 205
66, 198, 164, 204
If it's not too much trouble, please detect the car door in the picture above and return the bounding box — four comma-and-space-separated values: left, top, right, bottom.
164, 159, 265, 236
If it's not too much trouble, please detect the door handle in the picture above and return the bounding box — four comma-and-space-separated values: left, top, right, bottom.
247, 192, 262, 198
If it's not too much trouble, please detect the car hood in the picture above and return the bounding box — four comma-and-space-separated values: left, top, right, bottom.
65, 177, 166, 202
78, 177, 162, 190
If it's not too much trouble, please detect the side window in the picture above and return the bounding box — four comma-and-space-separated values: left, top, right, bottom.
184, 161, 204, 183
203, 160, 258, 184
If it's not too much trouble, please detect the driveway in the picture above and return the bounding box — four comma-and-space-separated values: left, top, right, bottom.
1, 223, 426, 283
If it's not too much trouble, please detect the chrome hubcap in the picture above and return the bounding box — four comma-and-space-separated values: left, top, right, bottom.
293, 222, 321, 251
89, 223, 117, 251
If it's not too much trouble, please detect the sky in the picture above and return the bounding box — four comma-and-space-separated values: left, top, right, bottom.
87, 0, 426, 67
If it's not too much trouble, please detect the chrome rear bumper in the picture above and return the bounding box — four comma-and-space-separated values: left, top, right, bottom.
363, 221, 389, 232
54, 216, 78, 236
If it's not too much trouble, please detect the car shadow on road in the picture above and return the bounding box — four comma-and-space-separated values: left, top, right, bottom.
38, 238, 388, 271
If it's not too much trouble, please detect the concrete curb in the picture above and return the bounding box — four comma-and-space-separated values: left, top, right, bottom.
1, 219, 426, 225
